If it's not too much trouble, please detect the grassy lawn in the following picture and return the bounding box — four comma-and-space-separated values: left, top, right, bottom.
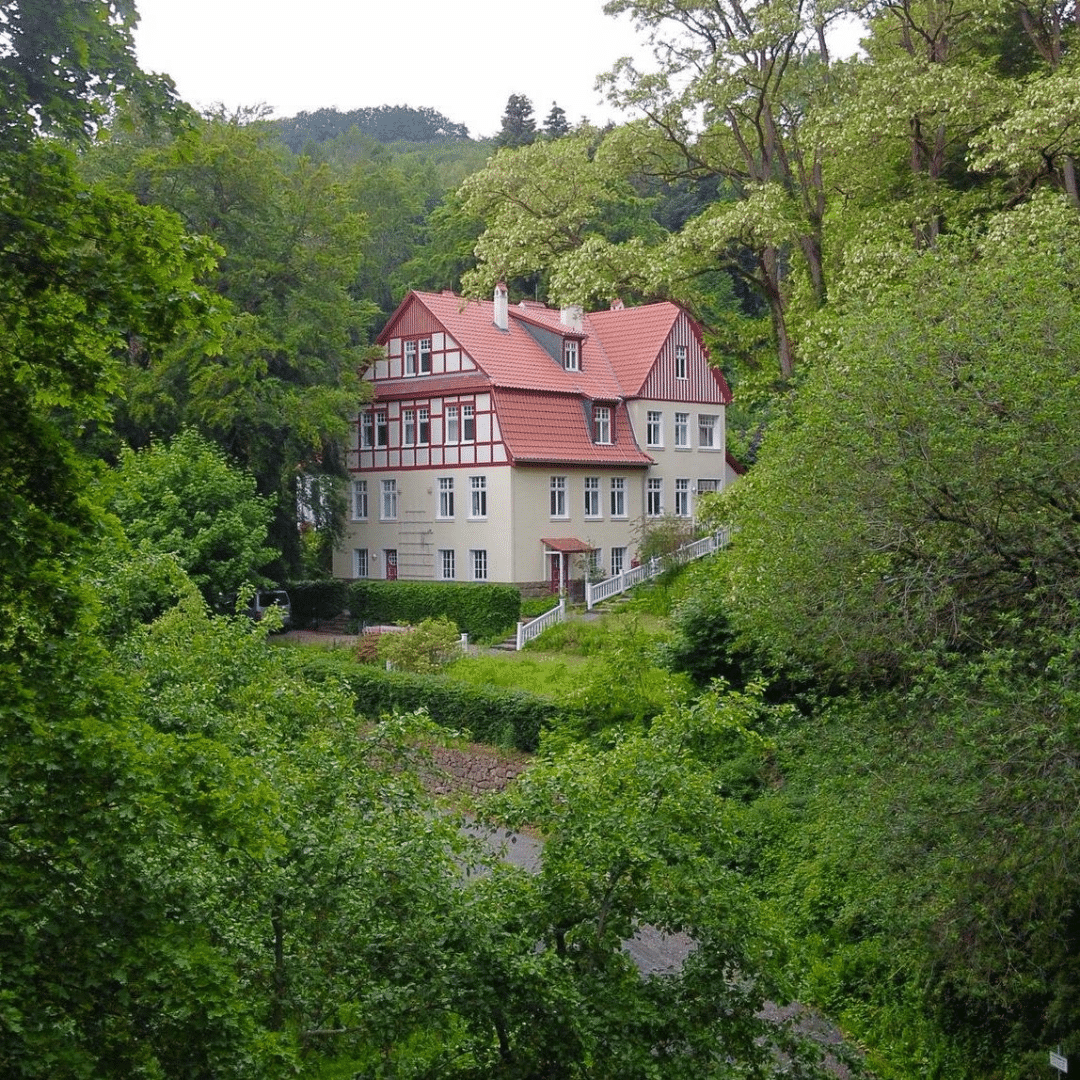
444, 651, 604, 700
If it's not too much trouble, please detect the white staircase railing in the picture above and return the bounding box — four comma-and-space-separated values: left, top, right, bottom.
516, 599, 565, 650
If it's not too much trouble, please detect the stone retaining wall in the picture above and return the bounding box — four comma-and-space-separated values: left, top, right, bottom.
423, 743, 530, 796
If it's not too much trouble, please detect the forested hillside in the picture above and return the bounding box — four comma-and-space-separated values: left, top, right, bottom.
4, 0, 1080, 1076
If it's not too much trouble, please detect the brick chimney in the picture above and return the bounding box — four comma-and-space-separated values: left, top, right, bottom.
559, 304, 584, 332
493, 282, 508, 331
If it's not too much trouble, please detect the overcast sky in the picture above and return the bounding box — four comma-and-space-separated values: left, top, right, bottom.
133, 0, 652, 139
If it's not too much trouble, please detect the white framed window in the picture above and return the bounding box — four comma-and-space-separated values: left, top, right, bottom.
674, 478, 690, 517
354, 548, 369, 578
462, 403, 476, 442
593, 405, 611, 444
471, 549, 488, 581
403, 409, 416, 446
375, 411, 388, 448
361, 412, 374, 449
445, 405, 459, 443
610, 477, 626, 518
584, 476, 600, 518
674, 412, 689, 448
611, 546, 626, 577
419, 338, 432, 374
470, 475, 487, 519
698, 413, 718, 448
550, 475, 567, 518
646, 410, 663, 447
438, 477, 454, 519
351, 479, 368, 520
404, 339, 417, 376
417, 407, 430, 444
647, 477, 662, 517
675, 344, 687, 379
563, 339, 580, 371
439, 548, 455, 580
380, 478, 398, 520
697, 478, 721, 495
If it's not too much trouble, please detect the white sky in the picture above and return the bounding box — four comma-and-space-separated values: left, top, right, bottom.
133, 0, 652, 140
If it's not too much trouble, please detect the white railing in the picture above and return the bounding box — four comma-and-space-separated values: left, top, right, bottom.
586, 529, 729, 610
516, 599, 565, 650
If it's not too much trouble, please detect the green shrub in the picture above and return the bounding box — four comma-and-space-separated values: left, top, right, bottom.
377, 617, 461, 674
285, 579, 349, 627
348, 580, 520, 639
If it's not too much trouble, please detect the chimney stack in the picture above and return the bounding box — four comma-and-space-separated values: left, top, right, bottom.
559, 304, 584, 332
493, 282, 508, 331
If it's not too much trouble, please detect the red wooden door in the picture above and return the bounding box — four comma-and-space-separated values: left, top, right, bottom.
385, 549, 398, 581
549, 554, 561, 594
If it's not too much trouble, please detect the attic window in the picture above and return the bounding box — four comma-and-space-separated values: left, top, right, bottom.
593, 405, 612, 445
563, 339, 580, 371
675, 344, 688, 379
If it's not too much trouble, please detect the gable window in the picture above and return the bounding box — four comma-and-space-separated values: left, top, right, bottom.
351, 479, 368, 520
446, 405, 459, 443
647, 477, 663, 517
550, 476, 567, 518
675, 344, 687, 379
470, 475, 487, 519
563, 339, 580, 371
593, 405, 611, 445
354, 548, 369, 578
380, 478, 398, 520
471, 549, 488, 581
404, 340, 417, 376
375, 411, 388, 448
646, 410, 663, 448
418, 407, 430, 444
611, 546, 626, 577
610, 477, 626, 518
584, 476, 600, 518
462, 404, 476, 442
439, 549, 455, 580
674, 412, 689, 448
419, 338, 432, 374
698, 413, 718, 448
674, 478, 690, 517
361, 412, 374, 449
403, 409, 416, 446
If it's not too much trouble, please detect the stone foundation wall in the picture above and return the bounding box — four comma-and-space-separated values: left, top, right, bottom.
423, 743, 530, 796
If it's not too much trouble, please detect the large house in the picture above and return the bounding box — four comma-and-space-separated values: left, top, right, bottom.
331, 285, 739, 595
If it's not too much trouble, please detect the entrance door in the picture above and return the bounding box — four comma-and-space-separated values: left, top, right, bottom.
385, 549, 398, 581
549, 553, 562, 595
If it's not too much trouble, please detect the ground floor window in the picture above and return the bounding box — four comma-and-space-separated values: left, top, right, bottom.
439, 548, 455, 580
471, 549, 488, 581
611, 546, 626, 576
354, 548, 368, 578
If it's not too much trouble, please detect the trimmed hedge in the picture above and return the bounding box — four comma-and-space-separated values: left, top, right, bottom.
285, 580, 350, 627
348, 580, 521, 640
299, 652, 563, 752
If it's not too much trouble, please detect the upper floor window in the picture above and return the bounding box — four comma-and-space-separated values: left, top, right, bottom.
375, 411, 388, 448
674, 412, 689, 448
419, 338, 432, 374
550, 476, 567, 518
610, 477, 626, 518
438, 476, 454, 519
403, 409, 416, 446
351, 479, 368, 520
584, 476, 600, 518
646, 410, 663, 448
404, 340, 417, 376
698, 413, 718, 448
417, 407, 430, 445
445, 405, 459, 443
675, 344, 687, 379
380, 478, 398, 520
462, 404, 476, 442
674, 478, 690, 517
593, 405, 611, 445
361, 410, 388, 448
647, 477, 663, 517
563, 339, 580, 371
439, 548, 455, 580
470, 475, 487, 519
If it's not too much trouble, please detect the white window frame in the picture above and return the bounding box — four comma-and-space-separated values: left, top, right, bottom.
674, 478, 690, 518
439, 548, 455, 580
611, 546, 626, 577
674, 411, 689, 448
354, 548, 369, 578
647, 477, 663, 517
361, 412, 374, 449
584, 476, 600, 518
445, 405, 459, 443
419, 338, 432, 374
438, 476, 454, 519
675, 344, 687, 379
698, 413, 718, 448
404, 339, 417, 376
375, 411, 388, 448
646, 410, 663, 448
563, 339, 580, 371
380, 478, 398, 521
469, 475, 487, 519
462, 403, 476, 442
471, 549, 488, 581
610, 477, 626, 518
550, 475, 567, 518
351, 479, 368, 520
402, 409, 416, 446
593, 405, 611, 445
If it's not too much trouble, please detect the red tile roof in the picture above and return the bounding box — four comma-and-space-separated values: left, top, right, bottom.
541, 537, 596, 552
374, 373, 492, 401
493, 388, 652, 467
581, 302, 683, 396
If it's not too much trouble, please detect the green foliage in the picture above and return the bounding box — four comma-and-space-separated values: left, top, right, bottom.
283, 578, 349, 627
445, 652, 602, 700
635, 513, 698, 563
104, 428, 277, 604
377, 616, 462, 674
348, 580, 521, 640
271, 104, 472, 150
496, 93, 536, 148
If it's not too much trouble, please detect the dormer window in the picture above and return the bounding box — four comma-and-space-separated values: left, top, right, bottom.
593, 405, 611, 444
563, 339, 580, 371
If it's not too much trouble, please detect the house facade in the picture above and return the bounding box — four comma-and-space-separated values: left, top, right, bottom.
331, 286, 738, 594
